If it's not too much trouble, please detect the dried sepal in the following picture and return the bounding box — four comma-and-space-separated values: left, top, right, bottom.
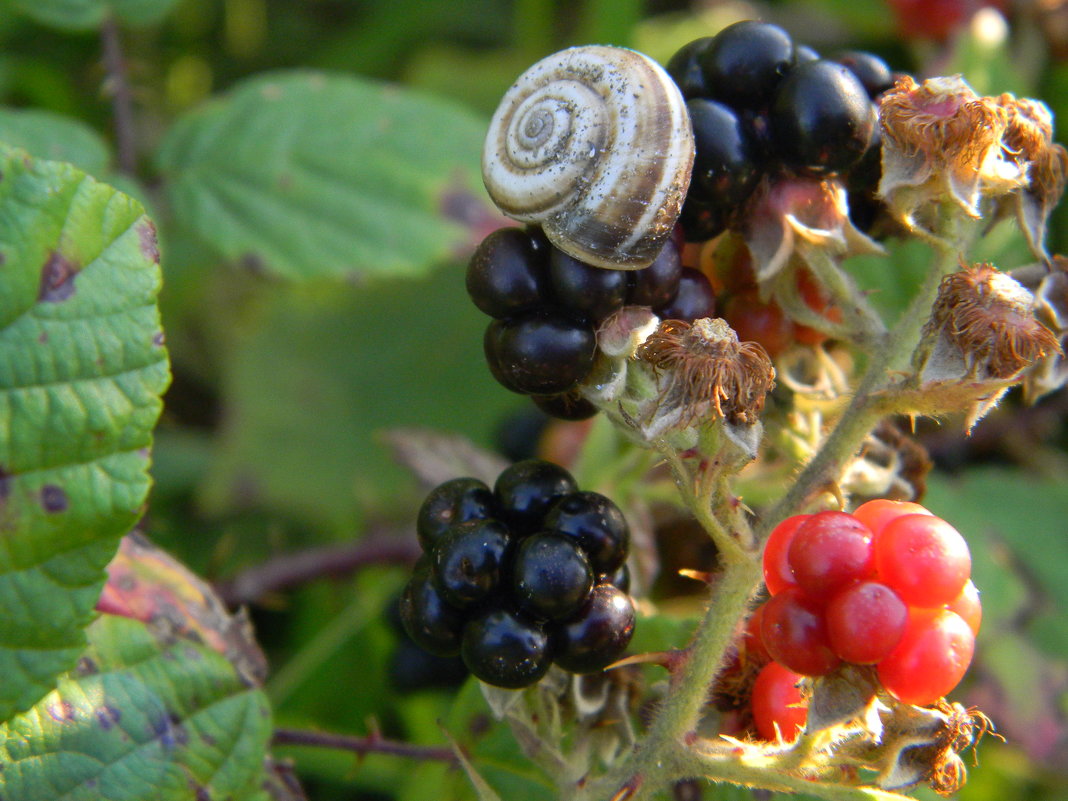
743, 176, 883, 285
996, 94, 1068, 260
921, 262, 1060, 380
904, 262, 1060, 429
636, 318, 776, 429
878, 75, 1026, 236
1013, 256, 1068, 401
841, 420, 932, 504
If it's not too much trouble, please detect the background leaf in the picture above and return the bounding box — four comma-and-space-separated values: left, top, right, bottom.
156, 70, 502, 281
6, 0, 180, 30
0, 107, 109, 175
0, 144, 169, 721
196, 267, 518, 533
0, 613, 272, 801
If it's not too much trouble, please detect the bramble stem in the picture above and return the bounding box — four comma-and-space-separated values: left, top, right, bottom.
760, 241, 964, 539
100, 17, 138, 176
273, 727, 458, 764
593, 239, 967, 801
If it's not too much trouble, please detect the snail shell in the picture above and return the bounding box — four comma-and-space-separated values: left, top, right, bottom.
482, 45, 695, 270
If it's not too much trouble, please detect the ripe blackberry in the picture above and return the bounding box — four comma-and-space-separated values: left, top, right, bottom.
512, 533, 594, 621
549, 247, 629, 323
466, 227, 551, 319
532, 391, 598, 421
835, 50, 895, 98
462, 606, 553, 688
666, 36, 716, 99
628, 238, 683, 308
433, 519, 513, 609
494, 458, 578, 533
686, 98, 762, 213
700, 20, 796, 109
416, 477, 496, 551
655, 267, 716, 323
553, 584, 636, 674
399, 562, 466, 657
483, 311, 597, 395
544, 490, 630, 574
770, 60, 877, 175
407, 463, 636, 688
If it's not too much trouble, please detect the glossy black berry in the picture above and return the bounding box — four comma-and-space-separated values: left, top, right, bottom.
416, 477, 496, 551
553, 584, 635, 674
532, 391, 598, 421
603, 563, 631, 594
835, 50, 894, 98
549, 247, 628, 323
512, 533, 594, 621
687, 98, 761, 210
666, 36, 716, 99
770, 60, 876, 175
462, 606, 553, 688
484, 320, 523, 393
399, 564, 466, 657
484, 311, 597, 395
700, 20, 795, 109
628, 238, 682, 308
494, 459, 578, 533
466, 228, 550, 319
655, 267, 716, 323
795, 44, 820, 63
432, 519, 512, 609
544, 490, 630, 573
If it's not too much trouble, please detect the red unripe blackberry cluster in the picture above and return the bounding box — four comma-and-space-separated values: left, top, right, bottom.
750, 500, 980, 739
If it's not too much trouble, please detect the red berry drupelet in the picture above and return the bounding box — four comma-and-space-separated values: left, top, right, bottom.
400, 459, 636, 688
749, 500, 980, 728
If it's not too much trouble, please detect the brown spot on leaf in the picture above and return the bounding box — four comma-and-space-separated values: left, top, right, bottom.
138, 221, 160, 264
47, 700, 76, 722
38, 251, 79, 303
152, 331, 165, 347
37, 332, 47, 344
95, 705, 121, 730
75, 656, 98, 676
40, 484, 68, 513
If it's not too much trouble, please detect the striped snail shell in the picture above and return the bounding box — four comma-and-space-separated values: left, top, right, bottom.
482, 45, 695, 270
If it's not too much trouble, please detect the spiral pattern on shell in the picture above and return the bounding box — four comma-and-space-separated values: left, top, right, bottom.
482, 46, 695, 270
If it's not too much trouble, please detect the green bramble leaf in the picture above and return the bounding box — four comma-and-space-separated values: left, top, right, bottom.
7, 0, 179, 30
0, 108, 110, 175
0, 144, 170, 721
156, 70, 501, 281
0, 614, 273, 801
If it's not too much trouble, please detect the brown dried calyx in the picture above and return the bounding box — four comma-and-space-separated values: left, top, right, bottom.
925, 262, 1060, 380
636, 318, 775, 427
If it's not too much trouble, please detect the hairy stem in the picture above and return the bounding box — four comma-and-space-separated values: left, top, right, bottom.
761, 242, 963, 536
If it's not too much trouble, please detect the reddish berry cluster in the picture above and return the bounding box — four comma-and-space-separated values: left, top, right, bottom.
750, 500, 980, 739
705, 239, 841, 355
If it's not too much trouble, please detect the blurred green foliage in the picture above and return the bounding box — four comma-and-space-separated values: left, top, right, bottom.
1, 0, 1067, 799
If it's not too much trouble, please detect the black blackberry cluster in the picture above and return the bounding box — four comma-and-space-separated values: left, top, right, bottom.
468, 226, 715, 419
666, 20, 895, 240
400, 459, 635, 689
